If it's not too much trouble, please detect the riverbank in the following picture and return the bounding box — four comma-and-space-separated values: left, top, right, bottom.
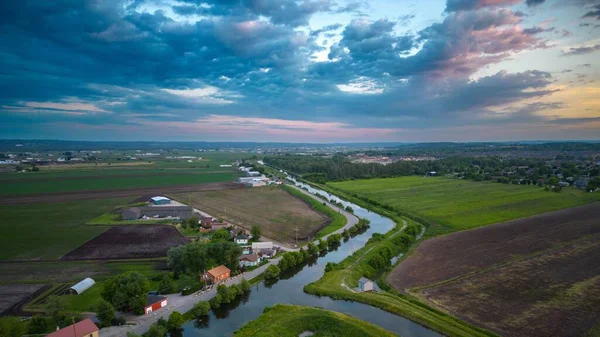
234, 304, 396, 337
297, 179, 498, 337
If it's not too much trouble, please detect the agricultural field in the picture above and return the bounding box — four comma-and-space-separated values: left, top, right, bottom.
389, 203, 600, 337
1, 171, 238, 196
62, 225, 188, 260
330, 176, 600, 236
234, 304, 396, 337
171, 186, 328, 245
0, 284, 46, 314
0, 198, 131, 260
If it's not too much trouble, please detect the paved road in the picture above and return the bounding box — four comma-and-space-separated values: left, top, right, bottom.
99, 185, 357, 337
100, 258, 279, 337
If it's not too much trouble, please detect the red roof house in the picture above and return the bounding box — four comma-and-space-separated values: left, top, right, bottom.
46, 318, 99, 337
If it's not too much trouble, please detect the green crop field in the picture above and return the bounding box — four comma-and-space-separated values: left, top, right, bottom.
234, 304, 396, 337
330, 177, 600, 236
0, 198, 131, 260
1, 171, 239, 195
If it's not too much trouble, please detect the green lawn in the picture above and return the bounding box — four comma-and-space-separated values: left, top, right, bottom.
234, 304, 396, 337
330, 177, 600, 236
1, 172, 239, 195
0, 198, 131, 260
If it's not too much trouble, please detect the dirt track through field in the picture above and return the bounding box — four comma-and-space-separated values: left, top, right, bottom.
0, 182, 244, 205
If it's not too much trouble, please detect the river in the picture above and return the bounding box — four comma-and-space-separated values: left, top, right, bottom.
182, 177, 442, 337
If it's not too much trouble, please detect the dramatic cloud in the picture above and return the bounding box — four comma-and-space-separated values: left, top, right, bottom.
563, 44, 600, 56
526, 0, 546, 7
582, 4, 600, 20
0, 0, 597, 141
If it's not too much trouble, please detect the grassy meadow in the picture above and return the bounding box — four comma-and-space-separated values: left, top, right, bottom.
0, 198, 131, 260
234, 304, 396, 337
330, 177, 600, 236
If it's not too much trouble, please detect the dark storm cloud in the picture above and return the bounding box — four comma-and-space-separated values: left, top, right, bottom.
582, 4, 600, 20
525, 0, 546, 7
445, 0, 521, 12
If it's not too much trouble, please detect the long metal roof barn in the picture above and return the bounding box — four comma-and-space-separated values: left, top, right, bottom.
69, 277, 95, 295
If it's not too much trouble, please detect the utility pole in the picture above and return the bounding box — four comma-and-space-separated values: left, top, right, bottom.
294, 226, 299, 247
72, 317, 76, 337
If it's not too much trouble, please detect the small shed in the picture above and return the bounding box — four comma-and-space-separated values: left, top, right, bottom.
358, 277, 374, 292
145, 295, 167, 315
122, 207, 141, 220
67, 278, 96, 295
150, 196, 171, 205
252, 242, 274, 250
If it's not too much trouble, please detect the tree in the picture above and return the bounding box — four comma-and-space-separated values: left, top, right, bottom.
318, 240, 328, 251
264, 264, 280, 280
210, 293, 223, 309
0, 317, 26, 337
250, 225, 261, 241
44, 295, 66, 323
28, 315, 48, 334
146, 324, 167, 337
240, 278, 251, 292
211, 228, 231, 242
167, 311, 185, 333
192, 301, 211, 318
546, 176, 559, 186
158, 275, 175, 294
96, 299, 115, 328
101, 272, 150, 315
307, 242, 319, 256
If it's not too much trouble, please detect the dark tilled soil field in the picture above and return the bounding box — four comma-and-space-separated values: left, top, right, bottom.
0, 284, 46, 315
420, 236, 600, 337
61, 225, 188, 260
0, 182, 244, 205
388, 202, 600, 290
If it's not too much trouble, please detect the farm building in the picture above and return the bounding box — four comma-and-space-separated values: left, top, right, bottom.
145, 295, 168, 315
237, 177, 257, 183
121, 198, 193, 220
235, 233, 249, 245
67, 278, 95, 295
122, 207, 142, 220
246, 178, 267, 187
239, 254, 260, 267
247, 171, 261, 176
151, 196, 171, 205
358, 278, 374, 292
46, 318, 99, 337
252, 242, 274, 250
206, 265, 230, 283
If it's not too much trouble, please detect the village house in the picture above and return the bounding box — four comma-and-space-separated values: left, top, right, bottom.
239, 253, 260, 267
46, 318, 99, 337
206, 265, 230, 283
235, 233, 249, 245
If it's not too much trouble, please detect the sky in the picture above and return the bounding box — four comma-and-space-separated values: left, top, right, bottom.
0, 0, 599, 143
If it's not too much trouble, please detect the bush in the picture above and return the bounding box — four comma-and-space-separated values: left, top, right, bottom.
167, 311, 185, 332
96, 299, 115, 328
210, 293, 223, 309
192, 301, 211, 318
158, 274, 176, 294
240, 278, 251, 292
264, 264, 281, 280
27, 316, 47, 334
